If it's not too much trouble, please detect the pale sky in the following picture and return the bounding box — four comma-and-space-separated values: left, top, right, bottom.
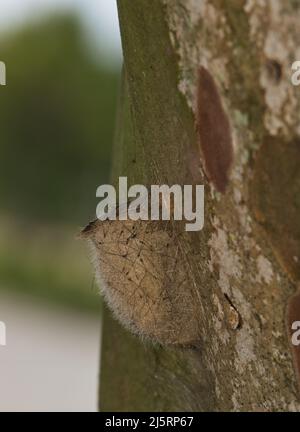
0, 0, 122, 62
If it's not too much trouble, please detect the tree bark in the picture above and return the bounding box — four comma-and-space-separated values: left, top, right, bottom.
99, 0, 300, 411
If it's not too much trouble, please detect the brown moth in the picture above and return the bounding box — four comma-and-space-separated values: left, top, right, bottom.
80, 207, 200, 346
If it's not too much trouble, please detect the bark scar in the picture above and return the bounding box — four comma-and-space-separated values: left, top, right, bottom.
224, 293, 242, 330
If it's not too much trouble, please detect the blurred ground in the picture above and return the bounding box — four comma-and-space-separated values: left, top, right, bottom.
0, 290, 101, 412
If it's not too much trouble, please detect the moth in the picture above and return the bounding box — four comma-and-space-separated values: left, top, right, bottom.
80, 205, 200, 346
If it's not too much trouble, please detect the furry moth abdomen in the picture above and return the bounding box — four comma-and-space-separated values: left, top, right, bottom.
80, 216, 200, 346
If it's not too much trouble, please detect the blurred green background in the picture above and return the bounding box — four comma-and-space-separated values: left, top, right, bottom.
0, 12, 120, 314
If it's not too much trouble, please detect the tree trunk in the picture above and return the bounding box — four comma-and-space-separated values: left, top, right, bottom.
99, 0, 300, 411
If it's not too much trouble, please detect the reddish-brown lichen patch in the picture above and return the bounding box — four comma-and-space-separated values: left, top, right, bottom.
195, 66, 233, 193
250, 136, 300, 282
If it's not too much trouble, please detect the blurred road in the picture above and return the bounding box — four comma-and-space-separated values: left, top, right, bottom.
0, 290, 101, 412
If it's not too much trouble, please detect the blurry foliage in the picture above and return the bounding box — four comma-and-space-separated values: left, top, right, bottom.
0, 14, 120, 224
0, 215, 100, 313
0, 14, 120, 312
